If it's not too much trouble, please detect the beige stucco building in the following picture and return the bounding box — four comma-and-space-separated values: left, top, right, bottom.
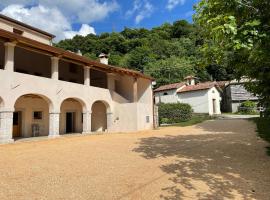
0, 14, 154, 144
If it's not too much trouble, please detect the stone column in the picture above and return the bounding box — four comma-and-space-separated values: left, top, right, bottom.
82, 111, 91, 134
107, 73, 116, 91
0, 111, 14, 144
106, 112, 113, 132
84, 66, 90, 86
49, 112, 60, 138
133, 78, 138, 102
51, 57, 59, 80
4, 42, 16, 72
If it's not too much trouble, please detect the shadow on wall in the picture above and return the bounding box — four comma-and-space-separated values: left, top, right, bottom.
133, 120, 262, 200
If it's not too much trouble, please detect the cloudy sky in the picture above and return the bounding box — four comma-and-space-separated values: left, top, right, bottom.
0, 0, 198, 41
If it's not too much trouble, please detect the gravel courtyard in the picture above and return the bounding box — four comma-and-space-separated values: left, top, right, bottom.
0, 119, 269, 200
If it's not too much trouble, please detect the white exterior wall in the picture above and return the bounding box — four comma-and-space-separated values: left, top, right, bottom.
0, 68, 153, 142
155, 89, 178, 104
178, 87, 221, 115
178, 90, 210, 114
207, 87, 222, 115
0, 19, 52, 45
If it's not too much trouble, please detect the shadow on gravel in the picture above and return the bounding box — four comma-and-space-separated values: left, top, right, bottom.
133, 120, 258, 200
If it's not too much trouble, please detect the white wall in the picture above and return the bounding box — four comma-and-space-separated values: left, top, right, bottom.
207, 87, 221, 115
0, 69, 153, 134
155, 89, 178, 104
178, 90, 209, 114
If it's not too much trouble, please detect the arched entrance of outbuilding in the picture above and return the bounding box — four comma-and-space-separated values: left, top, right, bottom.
60, 98, 86, 134
91, 101, 110, 132
13, 94, 52, 138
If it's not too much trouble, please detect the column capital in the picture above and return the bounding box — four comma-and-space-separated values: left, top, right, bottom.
4, 42, 16, 47
51, 56, 60, 62
84, 66, 91, 69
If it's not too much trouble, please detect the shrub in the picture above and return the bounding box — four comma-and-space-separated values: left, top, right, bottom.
238, 100, 258, 114
158, 103, 192, 124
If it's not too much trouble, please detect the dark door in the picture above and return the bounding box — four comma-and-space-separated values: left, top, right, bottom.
13, 111, 21, 138
66, 112, 75, 133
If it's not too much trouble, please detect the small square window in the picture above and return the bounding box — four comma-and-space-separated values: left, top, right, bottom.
33, 111, 43, 120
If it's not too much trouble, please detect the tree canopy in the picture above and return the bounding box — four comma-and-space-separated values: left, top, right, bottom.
55, 20, 233, 87
194, 0, 270, 106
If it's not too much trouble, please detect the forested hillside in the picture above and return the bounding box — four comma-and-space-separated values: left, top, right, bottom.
55, 20, 234, 87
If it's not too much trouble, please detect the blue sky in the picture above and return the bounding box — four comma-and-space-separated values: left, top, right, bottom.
0, 0, 198, 41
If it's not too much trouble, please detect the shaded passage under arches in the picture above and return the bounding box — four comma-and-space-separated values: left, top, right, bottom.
91, 101, 109, 132
60, 98, 85, 134
13, 94, 52, 138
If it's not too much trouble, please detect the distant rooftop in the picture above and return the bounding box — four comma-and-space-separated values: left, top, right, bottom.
154, 82, 186, 92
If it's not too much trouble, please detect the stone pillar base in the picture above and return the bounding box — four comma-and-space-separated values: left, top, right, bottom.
83, 111, 91, 134
0, 138, 14, 144
48, 135, 60, 139
49, 113, 60, 138
0, 111, 14, 144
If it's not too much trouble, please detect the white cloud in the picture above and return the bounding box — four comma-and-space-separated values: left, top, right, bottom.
166, 0, 186, 10
0, 4, 96, 41
0, 0, 119, 24
64, 24, 96, 39
126, 0, 154, 24
0, 1, 120, 41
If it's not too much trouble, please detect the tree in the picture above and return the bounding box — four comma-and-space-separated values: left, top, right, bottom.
194, 0, 270, 106
144, 56, 195, 87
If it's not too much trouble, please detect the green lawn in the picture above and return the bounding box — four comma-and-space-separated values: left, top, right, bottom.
252, 117, 270, 156
161, 114, 213, 127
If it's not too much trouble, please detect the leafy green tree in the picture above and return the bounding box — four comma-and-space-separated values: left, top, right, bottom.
194, 0, 270, 106
144, 56, 195, 86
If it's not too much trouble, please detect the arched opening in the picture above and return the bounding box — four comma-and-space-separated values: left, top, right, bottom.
13, 94, 52, 139
91, 101, 109, 132
60, 98, 85, 134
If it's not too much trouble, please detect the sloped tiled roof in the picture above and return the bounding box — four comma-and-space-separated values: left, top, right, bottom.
178, 82, 217, 93
154, 82, 186, 92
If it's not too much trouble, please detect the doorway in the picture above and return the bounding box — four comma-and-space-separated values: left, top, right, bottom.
13, 111, 22, 138
212, 99, 216, 114
66, 112, 75, 133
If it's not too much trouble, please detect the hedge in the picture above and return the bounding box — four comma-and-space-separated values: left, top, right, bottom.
238, 100, 258, 114
158, 103, 192, 124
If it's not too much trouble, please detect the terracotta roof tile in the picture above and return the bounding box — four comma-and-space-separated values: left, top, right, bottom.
154, 82, 186, 92
178, 82, 217, 93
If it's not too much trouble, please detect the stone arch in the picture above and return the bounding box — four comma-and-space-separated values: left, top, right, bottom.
59, 97, 87, 134
12, 93, 54, 112
13, 93, 54, 138
91, 100, 111, 132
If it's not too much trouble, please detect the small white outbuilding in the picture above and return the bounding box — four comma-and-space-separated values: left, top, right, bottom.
154, 76, 223, 115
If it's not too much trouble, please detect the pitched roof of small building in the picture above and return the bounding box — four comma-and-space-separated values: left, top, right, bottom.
154, 82, 186, 92
177, 82, 218, 93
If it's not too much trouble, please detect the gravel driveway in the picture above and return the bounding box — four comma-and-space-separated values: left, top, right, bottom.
0, 119, 269, 200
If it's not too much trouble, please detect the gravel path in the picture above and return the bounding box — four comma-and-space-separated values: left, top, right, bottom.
0, 119, 269, 200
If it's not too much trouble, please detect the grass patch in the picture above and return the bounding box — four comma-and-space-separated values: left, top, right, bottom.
251, 117, 270, 156
161, 114, 214, 127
